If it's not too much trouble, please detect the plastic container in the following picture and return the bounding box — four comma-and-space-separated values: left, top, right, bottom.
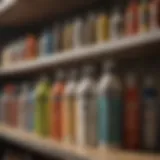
76, 65, 97, 147
35, 76, 50, 136
123, 73, 140, 149
63, 69, 78, 143
97, 60, 122, 148
50, 70, 65, 141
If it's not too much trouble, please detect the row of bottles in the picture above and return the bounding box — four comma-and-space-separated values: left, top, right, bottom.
0, 60, 160, 151
1, 0, 159, 68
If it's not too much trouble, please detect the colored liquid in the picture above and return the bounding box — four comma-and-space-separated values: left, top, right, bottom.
35, 82, 50, 136
125, 1, 139, 35
98, 89, 122, 146
50, 82, 65, 141
26, 35, 38, 60
63, 95, 76, 143
124, 88, 140, 149
96, 13, 109, 42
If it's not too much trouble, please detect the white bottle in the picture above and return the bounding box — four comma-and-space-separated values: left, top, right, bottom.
18, 83, 29, 130
63, 69, 78, 143
109, 8, 123, 40
76, 65, 97, 147
84, 13, 96, 45
73, 18, 84, 48
97, 60, 122, 148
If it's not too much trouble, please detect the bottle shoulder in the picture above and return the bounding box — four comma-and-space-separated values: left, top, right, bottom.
77, 79, 96, 94
98, 75, 122, 93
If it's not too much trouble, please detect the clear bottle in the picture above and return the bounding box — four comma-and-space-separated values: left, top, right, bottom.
142, 75, 158, 150
63, 69, 78, 143
83, 13, 96, 45
52, 24, 61, 53
109, 4, 124, 40
18, 83, 29, 130
76, 65, 97, 147
26, 82, 36, 132
73, 18, 84, 48
97, 60, 122, 148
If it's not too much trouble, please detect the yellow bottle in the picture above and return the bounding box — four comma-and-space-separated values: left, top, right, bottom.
96, 12, 109, 43
139, 0, 149, 33
63, 22, 73, 50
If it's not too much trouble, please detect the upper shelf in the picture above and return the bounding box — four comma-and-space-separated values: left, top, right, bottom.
0, 31, 160, 77
0, 125, 160, 160
0, 0, 97, 26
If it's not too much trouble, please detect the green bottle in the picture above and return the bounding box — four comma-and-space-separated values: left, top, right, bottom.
35, 76, 50, 137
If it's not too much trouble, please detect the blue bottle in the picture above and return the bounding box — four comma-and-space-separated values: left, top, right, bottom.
39, 28, 53, 56
97, 60, 122, 148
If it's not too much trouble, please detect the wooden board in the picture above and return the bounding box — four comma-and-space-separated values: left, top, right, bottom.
0, 125, 159, 160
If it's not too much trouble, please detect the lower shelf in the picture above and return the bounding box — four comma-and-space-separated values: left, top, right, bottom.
0, 125, 159, 160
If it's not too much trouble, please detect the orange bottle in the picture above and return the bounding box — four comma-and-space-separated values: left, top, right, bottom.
125, 0, 139, 35
149, 0, 160, 31
50, 70, 65, 141
4, 84, 18, 127
25, 34, 38, 60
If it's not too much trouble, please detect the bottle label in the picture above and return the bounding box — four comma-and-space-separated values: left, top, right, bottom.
98, 89, 122, 145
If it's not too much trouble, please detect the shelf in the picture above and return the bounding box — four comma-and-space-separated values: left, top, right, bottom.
0, 0, 97, 26
0, 125, 160, 160
0, 31, 160, 77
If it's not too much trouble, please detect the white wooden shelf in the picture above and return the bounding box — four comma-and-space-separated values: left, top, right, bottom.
0, 125, 160, 160
0, 31, 160, 76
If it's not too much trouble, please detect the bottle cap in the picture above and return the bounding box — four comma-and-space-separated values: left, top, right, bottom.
144, 75, 154, 87
56, 69, 65, 81
21, 83, 28, 92
82, 65, 95, 77
103, 60, 116, 73
126, 72, 136, 87
69, 68, 78, 80
40, 74, 48, 82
